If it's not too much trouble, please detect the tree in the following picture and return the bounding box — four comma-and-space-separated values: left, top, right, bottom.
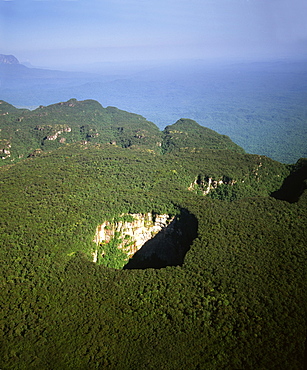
97, 232, 128, 269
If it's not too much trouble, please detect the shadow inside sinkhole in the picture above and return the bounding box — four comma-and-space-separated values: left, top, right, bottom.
271, 158, 307, 203
123, 209, 198, 270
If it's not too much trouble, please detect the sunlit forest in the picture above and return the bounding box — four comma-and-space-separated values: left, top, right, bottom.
0, 98, 307, 369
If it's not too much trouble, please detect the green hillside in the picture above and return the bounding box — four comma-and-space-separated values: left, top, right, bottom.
0, 99, 162, 163
0, 100, 23, 114
0, 99, 307, 369
162, 118, 245, 154
0, 99, 250, 165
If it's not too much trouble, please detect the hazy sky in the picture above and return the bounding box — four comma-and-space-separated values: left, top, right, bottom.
1, 0, 307, 69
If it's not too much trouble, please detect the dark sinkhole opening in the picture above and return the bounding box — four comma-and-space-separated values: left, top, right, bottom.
271, 159, 307, 203
124, 209, 198, 270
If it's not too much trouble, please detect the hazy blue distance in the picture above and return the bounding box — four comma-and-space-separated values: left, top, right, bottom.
0, 0, 307, 164
1, 0, 307, 70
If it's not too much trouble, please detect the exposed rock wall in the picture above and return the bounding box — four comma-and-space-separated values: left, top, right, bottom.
93, 209, 198, 269
124, 209, 198, 269
93, 213, 174, 262
189, 174, 236, 195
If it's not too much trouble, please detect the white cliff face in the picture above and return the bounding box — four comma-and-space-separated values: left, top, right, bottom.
189, 175, 236, 195
93, 213, 174, 262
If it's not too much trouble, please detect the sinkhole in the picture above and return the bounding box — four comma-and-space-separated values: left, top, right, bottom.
124, 209, 198, 269
93, 208, 198, 270
271, 159, 307, 203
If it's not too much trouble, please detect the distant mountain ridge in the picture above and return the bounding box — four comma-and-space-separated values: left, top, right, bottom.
0, 54, 19, 65
0, 54, 98, 91
0, 54, 306, 163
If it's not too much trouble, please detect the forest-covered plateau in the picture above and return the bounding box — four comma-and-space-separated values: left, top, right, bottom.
0, 99, 307, 369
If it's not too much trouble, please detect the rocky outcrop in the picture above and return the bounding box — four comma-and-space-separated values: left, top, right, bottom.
189, 174, 236, 195
0, 140, 11, 159
93, 213, 173, 262
34, 124, 72, 141
93, 209, 198, 269
27, 149, 43, 158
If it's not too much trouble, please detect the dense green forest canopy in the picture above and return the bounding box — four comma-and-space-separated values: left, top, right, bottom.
162, 118, 245, 154
0, 99, 307, 369
0, 99, 162, 162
